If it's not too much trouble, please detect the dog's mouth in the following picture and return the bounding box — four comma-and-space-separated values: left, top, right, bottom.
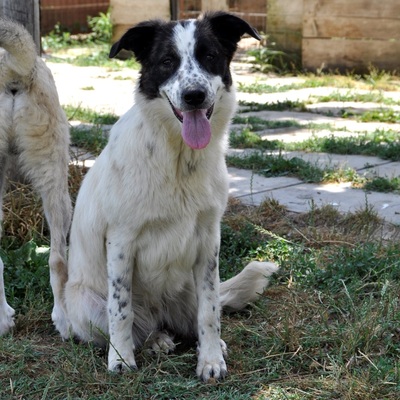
167, 98, 214, 150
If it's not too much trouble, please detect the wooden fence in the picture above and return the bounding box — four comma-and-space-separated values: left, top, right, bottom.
41, 0, 109, 34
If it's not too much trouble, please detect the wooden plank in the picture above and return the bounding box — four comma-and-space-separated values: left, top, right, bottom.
302, 38, 400, 72
267, 0, 303, 32
303, 16, 400, 40
267, 0, 303, 19
267, 32, 302, 53
266, 0, 303, 53
304, 0, 400, 19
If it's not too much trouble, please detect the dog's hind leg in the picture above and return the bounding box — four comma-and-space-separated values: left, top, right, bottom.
19, 135, 72, 337
39, 178, 72, 338
0, 154, 15, 336
219, 261, 279, 312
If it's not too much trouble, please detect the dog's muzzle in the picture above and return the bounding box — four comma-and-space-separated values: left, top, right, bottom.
167, 96, 214, 150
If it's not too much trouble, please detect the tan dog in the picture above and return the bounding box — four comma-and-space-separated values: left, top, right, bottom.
0, 18, 71, 336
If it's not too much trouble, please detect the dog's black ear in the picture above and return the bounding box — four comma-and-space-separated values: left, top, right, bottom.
109, 20, 163, 61
204, 12, 260, 58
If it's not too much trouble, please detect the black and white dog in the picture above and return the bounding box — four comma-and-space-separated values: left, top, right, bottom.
63, 12, 278, 381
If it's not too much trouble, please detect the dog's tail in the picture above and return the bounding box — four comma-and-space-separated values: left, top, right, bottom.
0, 18, 37, 77
220, 261, 279, 311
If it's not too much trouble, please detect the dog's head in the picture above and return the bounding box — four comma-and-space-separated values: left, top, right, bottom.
110, 12, 260, 150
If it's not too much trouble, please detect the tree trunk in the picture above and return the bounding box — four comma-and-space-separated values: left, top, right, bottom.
0, 0, 41, 54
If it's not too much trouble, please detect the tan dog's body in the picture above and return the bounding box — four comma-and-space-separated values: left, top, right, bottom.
0, 18, 71, 336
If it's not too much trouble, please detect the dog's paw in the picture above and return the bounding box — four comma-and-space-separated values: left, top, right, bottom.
51, 304, 71, 340
108, 348, 137, 373
0, 303, 15, 336
108, 359, 138, 373
147, 331, 176, 354
196, 355, 228, 382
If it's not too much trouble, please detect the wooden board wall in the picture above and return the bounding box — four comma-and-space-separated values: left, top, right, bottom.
302, 0, 400, 72
266, 0, 303, 54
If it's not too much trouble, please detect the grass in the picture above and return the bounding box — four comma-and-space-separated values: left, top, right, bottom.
1, 195, 399, 399
355, 109, 400, 124
63, 105, 118, 155
315, 90, 400, 106
226, 152, 366, 186
284, 130, 400, 161
70, 126, 109, 156
232, 115, 302, 130
63, 105, 119, 125
230, 128, 400, 161
238, 100, 306, 113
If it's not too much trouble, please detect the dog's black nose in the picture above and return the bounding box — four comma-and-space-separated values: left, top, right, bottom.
183, 89, 206, 107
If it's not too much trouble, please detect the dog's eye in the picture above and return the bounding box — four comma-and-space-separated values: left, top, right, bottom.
206, 54, 215, 61
162, 58, 172, 66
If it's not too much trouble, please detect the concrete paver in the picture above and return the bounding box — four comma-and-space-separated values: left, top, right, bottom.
229, 168, 400, 225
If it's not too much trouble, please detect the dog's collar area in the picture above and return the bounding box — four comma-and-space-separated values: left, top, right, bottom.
167, 96, 214, 123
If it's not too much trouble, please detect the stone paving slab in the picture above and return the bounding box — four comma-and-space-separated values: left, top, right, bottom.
236, 110, 400, 134
363, 161, 400, 179
281, 152, 389, 171
230, 172, 400, 225
228, 167, 301, 198
235, 85, 400, 103
306, 102, 400, 116
228, 149, 392, 174
48, 62, 138, 115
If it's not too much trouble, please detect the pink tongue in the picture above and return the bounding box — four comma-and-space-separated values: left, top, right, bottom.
181, 109, 211, 149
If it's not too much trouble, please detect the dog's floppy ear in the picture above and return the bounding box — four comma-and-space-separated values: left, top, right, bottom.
109, 20, 162, 61
204, 12, 261, 58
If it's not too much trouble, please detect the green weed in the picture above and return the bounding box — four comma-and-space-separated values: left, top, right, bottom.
63, 105, 118, 125
226, 152, 359, 184
248, 46, 292, 74
238, 100, 306, 112
229, 129, 282, 150
87, 10, 113, 43
364, 176, 400, 193
232, 115, 301, 130
316, 90, 400, 106
70, 126, 109, 156
285, 130, 400, 161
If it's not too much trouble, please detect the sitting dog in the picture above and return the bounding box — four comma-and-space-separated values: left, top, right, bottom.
0, 18, 71, 336
63, 12, 278, 381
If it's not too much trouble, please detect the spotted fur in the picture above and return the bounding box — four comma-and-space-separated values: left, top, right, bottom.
63, 12, 278, 381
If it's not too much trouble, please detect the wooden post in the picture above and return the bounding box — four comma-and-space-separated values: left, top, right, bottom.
0, 0, 41, 54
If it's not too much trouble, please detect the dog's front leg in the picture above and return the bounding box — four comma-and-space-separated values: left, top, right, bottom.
194, 244, 228, 381
106, 236, 136, 372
